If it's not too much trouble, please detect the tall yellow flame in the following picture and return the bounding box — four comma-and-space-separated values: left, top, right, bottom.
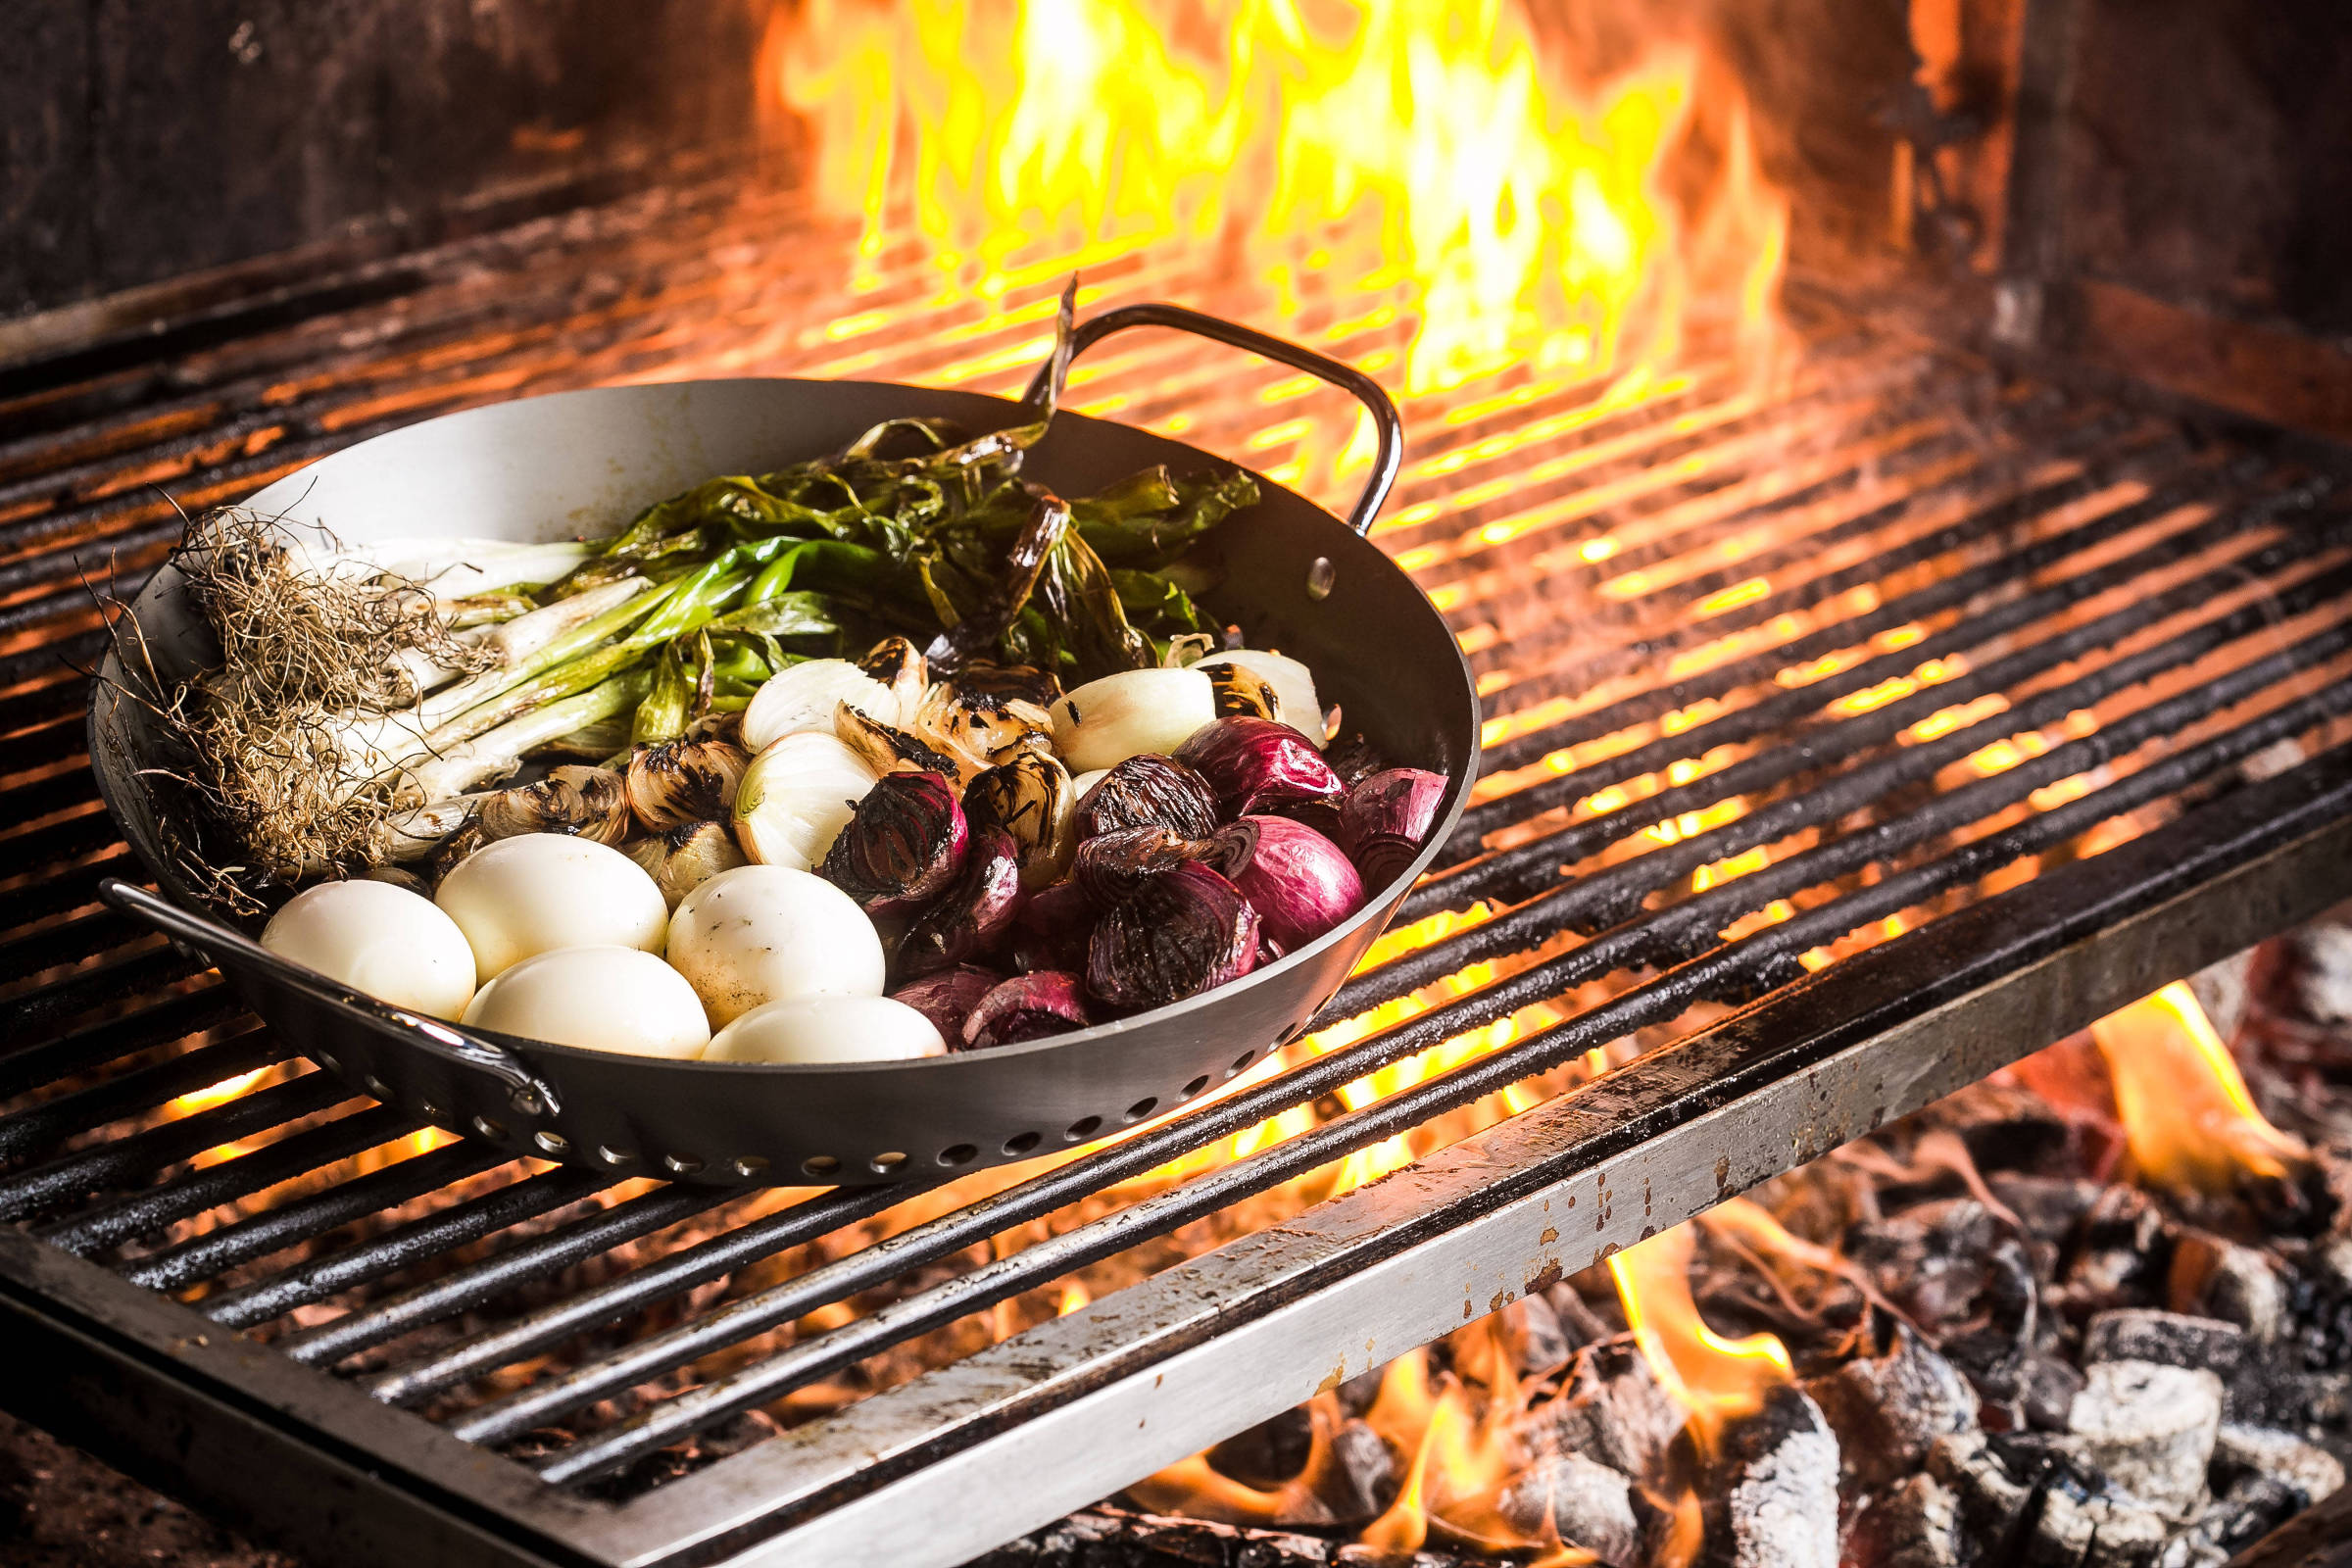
1608, 1220, 1791, 1448
2088, 981, 2308, 1195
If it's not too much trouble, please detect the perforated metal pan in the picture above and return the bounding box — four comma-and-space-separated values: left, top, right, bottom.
88, 303, 1480, 1186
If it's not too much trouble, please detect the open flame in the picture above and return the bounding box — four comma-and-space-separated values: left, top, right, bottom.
767, 0, 1788, 402
1607, 1221, 1791, 1449
2088, 981, 2309, 1195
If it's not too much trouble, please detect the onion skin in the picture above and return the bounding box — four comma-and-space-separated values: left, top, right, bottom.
897, 825, 1024, 977
1075, 754, 1220, 840
624, 738, 750, 833
478, 765, 631, 846
1086, 860, 1259, 1011
1011, 878, 1096, 973
1174, 716, 1342, 819
821, 769, 967, 917
1207, 815, 1363, 954
964, 751, 1077, 889
1340, 767, 1448, 889
1070, 825, 1204, 905
963, 970, 1091, 1049
890, 964, 1003, 1040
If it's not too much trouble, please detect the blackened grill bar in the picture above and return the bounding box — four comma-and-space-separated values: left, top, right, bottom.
1, 198, 2351, 1568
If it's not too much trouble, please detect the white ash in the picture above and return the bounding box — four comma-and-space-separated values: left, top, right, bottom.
2168, 1232, 2287, 1343
2211, 1422, 2347, 1505
1930, 1430, 2169, 1568
2290, 923, 2352, 1029
2065, 1359, 2223, 1519
1497, 1450, 1639, 1567
1803, 1323, 1979, 1490
2082, 1309, 2249, 1377
1708, 1386, 1839, 1568
1514, 1335, 1685, 1483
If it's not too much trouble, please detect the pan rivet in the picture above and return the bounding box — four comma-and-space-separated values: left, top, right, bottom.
533, 1131, 570, 1154
1124, 1097, 1157, 1122
1305, 557, 1337, 601
1001, 1131, 1042, 1157
420, 1102, 450, 1123
363, 1075, 393, 1101
937, 1144, 978, 1167
869, 1152, 909, 1175
1181, 1075, 1210, 1099
1062, 1116, 1102, 1143
801, 1154, 841, 1177
730, 1155, 770, 1177
662, 1152, 706, 1175
598, 1146, 637, 1166
471, 1115, 507, 1140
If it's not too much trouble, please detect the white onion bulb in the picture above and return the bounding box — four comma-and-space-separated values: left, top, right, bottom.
1193, 649, 1326, 748
666, 863, 887, 1025
1049, 667, 1216, 774
732, 730, 882, 871
742, 659, 900, 753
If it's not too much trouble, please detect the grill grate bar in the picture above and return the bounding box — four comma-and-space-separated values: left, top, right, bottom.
455, 599, 2352, 1461
35, 1103, 422, 1255
0, 1026, 287, 1164
197, 1167, 617, 1329
525, 689, 2352, 1486
0, 986, 242, 1102
1411, 474, 2328, 916
117, 1141, 514, 1294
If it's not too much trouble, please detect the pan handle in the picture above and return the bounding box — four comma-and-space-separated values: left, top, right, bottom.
99, 879, 564, 1117
1023, 302, 1403, 536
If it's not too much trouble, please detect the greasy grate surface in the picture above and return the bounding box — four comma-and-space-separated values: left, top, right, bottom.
5, 175, 2352, 1521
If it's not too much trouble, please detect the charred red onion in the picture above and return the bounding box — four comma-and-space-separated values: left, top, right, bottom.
1075, 754, 1220, 840
897, 825, 1024, 977
1011, 878, 1096, 973
820, 769, 966, 917
1173, 716, 1342, 818
889, 964, 1002, 1040
1339, 767, 1447, 888
963, 971, 1091, 1048
1071, 825, 1204, 904
1206, 815, 1363, 954
1086, 859, 1259, 1011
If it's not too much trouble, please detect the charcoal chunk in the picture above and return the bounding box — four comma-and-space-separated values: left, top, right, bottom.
1702, 1385, 1838, 1568
1843, 1473, 1962, 1568
1513, 1335, 1685, 1483
1315, 1418, 1396, 1525
1929, 1429, 2168, 1568
1988, 1175, 2105, 1247
1803, 1322, 1978, 1490
2211, 1421, 2346, 1505
2063, 1358, 2221, 1518
1497, 1451, 1639, 1566
2081, 1308, 2247, 1377
2169, 1232, 2286, 1343
2016, 1354, 2085, 1433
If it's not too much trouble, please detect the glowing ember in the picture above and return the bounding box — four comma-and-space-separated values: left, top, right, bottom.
2088, 980, 2308, 1195
1607, 1220, 1791, 1448
767, 0, 1787, 400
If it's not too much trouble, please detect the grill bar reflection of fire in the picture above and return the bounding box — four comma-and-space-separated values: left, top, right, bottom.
2089, 980, 2310, 1195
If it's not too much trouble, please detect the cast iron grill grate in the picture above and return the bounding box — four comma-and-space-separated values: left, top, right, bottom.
4, 183, 2352, 1567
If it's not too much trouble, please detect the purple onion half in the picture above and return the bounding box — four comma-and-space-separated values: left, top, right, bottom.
1086, 859, 1260, 1012
897, 825, 1024, 977
1174, 716, 1342, 819
1071, 825, 1205, 905
1207, 815, 1363, 954
1075, 754, 1220, 840
1012, 878, 1097, 974
890, 965, 1003, 1041
821, 769, 966, 917
1339, 767, 1448, 889
963, 971, 1092, 1049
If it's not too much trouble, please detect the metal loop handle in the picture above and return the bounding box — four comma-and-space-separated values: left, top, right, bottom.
99, 879, 563, 1117
1022, 301, 1404, 536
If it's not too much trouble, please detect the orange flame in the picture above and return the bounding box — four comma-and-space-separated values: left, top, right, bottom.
769, 0, 1787, 398
2087, 981, 2308, 1195
169, 1067, 270, 1117
1607, 1220, 1791, 1449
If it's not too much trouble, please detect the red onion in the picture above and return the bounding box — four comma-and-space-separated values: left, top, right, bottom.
821, 769, 966, 917
890, 965, 1002, 1040
897, 826, 1024, 977
963, 971, 1092, 1049
1207, 815, 1363, 953
1075, 754, 1220, 840
1086, 860, 1259, 1011
1339, 768, 1448, 888
1071, 825, 1205, 905
1012, 878, 1097, 973
1174, 716, 1342, 819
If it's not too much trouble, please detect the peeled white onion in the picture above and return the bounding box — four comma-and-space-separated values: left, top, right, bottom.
666, 863, 887, 1026
742, 659, 900, 753
434, 832, 668, 984
1193, 649, 1327, 749
261, 879, 476, 1020
732, 730, 880, 871
705, 994, 947, 1064
1049, 667, 1216, 774
461, 946, 710, 1058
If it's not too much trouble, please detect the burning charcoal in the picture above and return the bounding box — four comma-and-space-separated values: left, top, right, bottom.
1205, 1406, 1313, 1490
1913, 1079, 2070, 1174
1929, 1430, 2168, 1568
2063, 1358, 2222, 1518
2168, 1231, 2287, 1343
2062, 1184, 2171, 1308
1700, 1385, 1838, 1568
2014, 1354, 2085, 1433
1987, 1174, 2106, 1248
2210, 1422, 2346, 1505
2189, 948, 2254, 1046
1848, 1200, 2033, 1335
1496, 1451, 1639, 1567
1312, 1418, 1396, 1525
2173, 1473, 2308, 1562
1802, 1320, 1979, 1490
1513, 1335, 1685, 1482
1842, 1473, 1962, 1568
1500, 1294, 1572, 1378
1335, 1366, 1388, 1417
1544, 1281, 1619, 1348
2081, 1308, 2248, 1378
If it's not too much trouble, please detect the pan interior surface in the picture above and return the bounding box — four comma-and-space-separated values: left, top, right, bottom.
93, 378, 1478, 1183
